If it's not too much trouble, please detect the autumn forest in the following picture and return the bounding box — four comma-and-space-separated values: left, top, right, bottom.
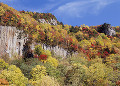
0, 3, 120, 86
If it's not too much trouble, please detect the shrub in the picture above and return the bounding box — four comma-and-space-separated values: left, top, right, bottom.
34, 45, 44, 55
46, 56, 58, 68
10, 58, 24, 67
64, 63, 88, 86
107, 70, 120, 86
18, 58, 44, 79
0, 54, 10, 64
44, 62, 61, 79
39, 76, 60, 86
87, 63, 113, 86
0, 58, 9, 70
39, 54, 47, 60
106, 54, 120, 64
29, 75, 60, 86
0, 78, 9, 85
0, 65, 28, 86
30, 65, 46, 80
45, 50, 52, 57
11, 58, 60, 80
68, 56, 88, 66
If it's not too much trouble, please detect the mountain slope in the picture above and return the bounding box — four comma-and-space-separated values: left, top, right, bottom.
0, 2, 120, 61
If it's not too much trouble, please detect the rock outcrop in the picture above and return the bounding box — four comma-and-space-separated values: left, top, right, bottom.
31, 43, 78, 58
98, 23, 116, 36
0, 26, 27, 57
38, 18, 57, 25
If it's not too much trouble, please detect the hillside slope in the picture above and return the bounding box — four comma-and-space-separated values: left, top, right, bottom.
0, 2, 120, 60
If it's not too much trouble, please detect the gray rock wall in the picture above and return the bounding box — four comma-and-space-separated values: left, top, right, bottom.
0, 26, 77, 58
0, 26, 27, 57
31, 43, 78, 58
38, 19, 57, 25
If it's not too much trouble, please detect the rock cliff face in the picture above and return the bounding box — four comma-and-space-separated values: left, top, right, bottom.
0, 26, 27, 57
0, 26, 76, 58
31, 43, 78, 58
38, 19, 57, 25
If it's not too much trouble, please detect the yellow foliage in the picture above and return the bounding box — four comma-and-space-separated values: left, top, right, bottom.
96, 35, 104, 46
90, 37, 96, 44
36, 25, 40, 30
29, 65, 60, 86
0, 65, 28, 86
86, 25, 90, 29
0, 6, 5, 16
45, 50, 52, 57
89, 48, 98, 55
0, 58, 9, 70
87, 63, 113, 85
29, 76, 60, 86
20, 18, 25, 24
114, 41, 120, 48
103, 38, 113, 51
46, 56, 58, 68
106, 54, 120, 64
33, 32, 39, 39
30, 65, 47, 80
80, 39, 91, 49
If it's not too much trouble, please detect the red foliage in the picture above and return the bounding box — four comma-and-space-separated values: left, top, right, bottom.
96, 52, 101, 56
104, 51, 109, 55
39, 54, 47, 60
116, 80, 120, 86
91, 44, 95, 47
69, 38, 73, 42
87, 54, 91, 61
17, 15, 20, 18
59, 37, 64, 42
83, 27, 87, 30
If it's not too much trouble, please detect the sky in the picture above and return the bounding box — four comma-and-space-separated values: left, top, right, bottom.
0, 0, 120, 26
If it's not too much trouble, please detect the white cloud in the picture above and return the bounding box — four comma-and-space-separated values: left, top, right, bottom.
53, 0, 117, 18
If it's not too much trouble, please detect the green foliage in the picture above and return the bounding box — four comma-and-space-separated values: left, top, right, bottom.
100, 33, 108, 39
0, 65, 28, 86
106, 54, 120, 71
64, 63, 88, 86
11, 58, 24, 67
87, 63, 113, 85
0, 54, 11, 64
107, 70, 120, 86
11, 58, 42, 79
11, 58, 61, 81
0, 58, 9, 70
68, 56, 88, 66
45, 50, 52, 57
0, 3, 120, 86
34, 45, 44, 55
62, 55, 120, 86
44, 62, 61, 79
29, 65, 60, 86
96, 35, 104, 46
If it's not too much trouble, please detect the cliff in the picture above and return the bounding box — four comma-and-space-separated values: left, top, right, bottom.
38, 18, 58, 25
0, 26, 27, 57
0, 26, 77, 58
